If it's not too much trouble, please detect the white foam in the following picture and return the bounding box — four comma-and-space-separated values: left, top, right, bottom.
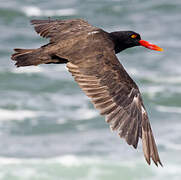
0, 155, 181, 179
0, 109, 37, 121
151, 163, 181, 179
157, 76, 181, 84
22, 6, 77, 17
73, 108, 99, 120
162, 140, 181, 151
55, 155, 82, 167
12, 66, 43, 74
0, 157, 22, 165
22, 6, 41, 16
143, 85, 165, 98
156, 105, 181, 114
0, 155, 100, 166
146, 75, 181, 84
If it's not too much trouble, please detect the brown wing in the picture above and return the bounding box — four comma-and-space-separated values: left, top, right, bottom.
31, 18, 96, 43
31, 19, 162, 166
66, 49, 162, 166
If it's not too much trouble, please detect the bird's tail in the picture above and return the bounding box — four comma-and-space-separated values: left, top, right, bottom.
11, 48, 68, 67
11, 48, 47, 67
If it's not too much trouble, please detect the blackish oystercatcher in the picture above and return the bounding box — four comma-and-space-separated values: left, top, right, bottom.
11, 19, 163, 166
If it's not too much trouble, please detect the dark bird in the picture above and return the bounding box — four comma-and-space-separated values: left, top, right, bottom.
11, 19, 163, 166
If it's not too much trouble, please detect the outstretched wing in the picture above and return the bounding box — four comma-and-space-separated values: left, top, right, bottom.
31, 18, 162, 166
31, 18, 96, 43
66, 49, 162, 166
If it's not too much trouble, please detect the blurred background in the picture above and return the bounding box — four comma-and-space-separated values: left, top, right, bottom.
0, 0, 181, 179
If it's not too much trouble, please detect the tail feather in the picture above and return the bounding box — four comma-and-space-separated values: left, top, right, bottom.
11, 48, 68, 67
11, 49, 34, 60
11, 48, 42, 67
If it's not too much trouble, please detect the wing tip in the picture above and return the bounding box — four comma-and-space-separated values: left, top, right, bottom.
142, 119, 162, 167
146, 157, 163, 167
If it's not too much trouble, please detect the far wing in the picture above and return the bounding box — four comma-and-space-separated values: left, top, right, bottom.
31, 18, 96, 43
66, 50, 162, 166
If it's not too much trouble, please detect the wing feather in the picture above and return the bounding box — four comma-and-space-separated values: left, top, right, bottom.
31, 19, 95, 43
13, 18, 162, 166
66, 50, 162, 166
37, 19, 162, 166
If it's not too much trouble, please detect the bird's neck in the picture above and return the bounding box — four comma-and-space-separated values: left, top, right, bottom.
109, 31, 129, 54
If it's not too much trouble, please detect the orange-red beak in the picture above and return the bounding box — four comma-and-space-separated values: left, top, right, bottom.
139, 40, 163, 51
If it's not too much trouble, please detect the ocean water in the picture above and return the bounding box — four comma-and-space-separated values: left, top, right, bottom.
0, 0, 181, 179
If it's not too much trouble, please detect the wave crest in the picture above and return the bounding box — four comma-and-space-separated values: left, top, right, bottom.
21, 6, 77, 17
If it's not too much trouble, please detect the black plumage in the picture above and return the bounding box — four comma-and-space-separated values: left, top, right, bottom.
11, 18, 162, 166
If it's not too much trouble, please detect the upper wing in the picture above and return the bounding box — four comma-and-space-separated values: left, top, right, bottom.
31, 19, 162, 166
66, 50, 162, 166
31, 18, 96, 43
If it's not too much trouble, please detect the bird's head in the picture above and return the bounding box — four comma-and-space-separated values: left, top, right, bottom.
110, 31, 163, 53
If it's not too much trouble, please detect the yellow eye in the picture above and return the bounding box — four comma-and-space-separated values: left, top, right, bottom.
131, 34, 137, 39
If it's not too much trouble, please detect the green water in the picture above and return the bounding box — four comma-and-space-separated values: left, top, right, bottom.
0, 0, 181, 179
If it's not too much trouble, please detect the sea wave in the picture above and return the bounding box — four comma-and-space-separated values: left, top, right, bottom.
156, 105, 181, 114
142, 85, 165, 98
150, 76, 181, 84
0, 155, 180, 180
127, 67, 181, 85
51, 94, 99, 121
12, 66, 44, 74
137, 73, 181, 84
21, 6, 77, 17
0, 155, 138, 167
0, 155, 102, 167
0, 109, 38, 121
71, 108, 99, 120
